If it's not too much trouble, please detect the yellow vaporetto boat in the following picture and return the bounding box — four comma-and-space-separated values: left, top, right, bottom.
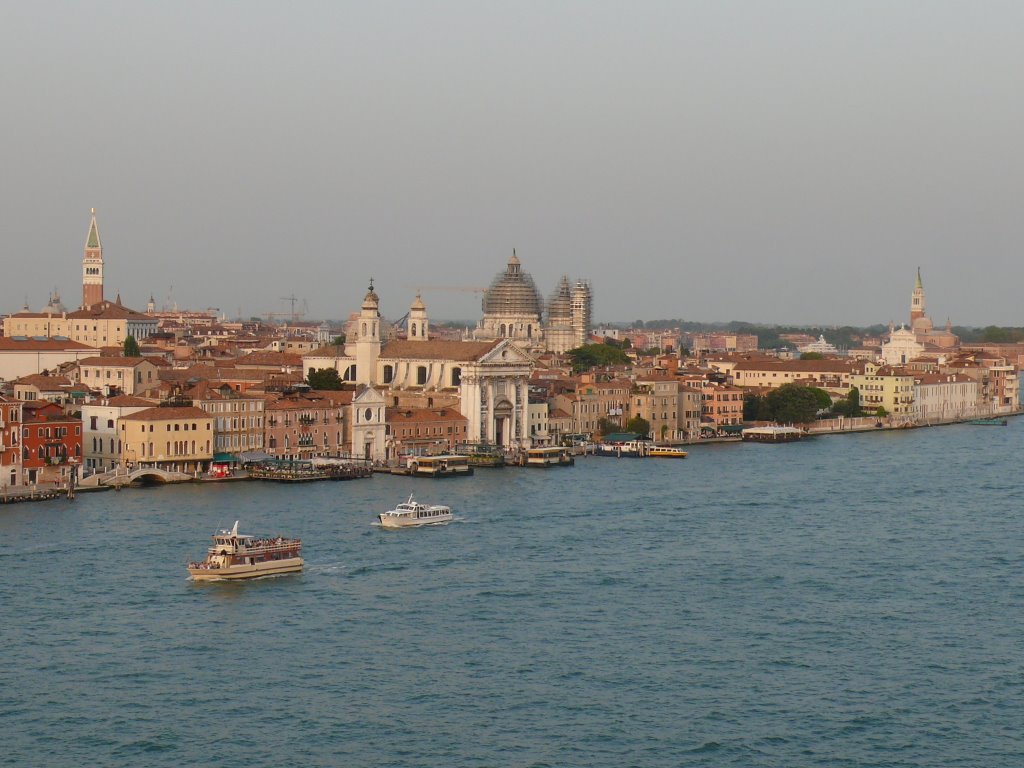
187, 521, 303, 580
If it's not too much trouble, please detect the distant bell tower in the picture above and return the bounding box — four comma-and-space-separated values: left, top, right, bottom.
910, 267, 925, 325
355, 279, 381, 386
82, 208, 104, 309
408, 292, 429, 341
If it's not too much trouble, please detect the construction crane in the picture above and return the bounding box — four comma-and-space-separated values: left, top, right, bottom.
418, 285, 488, 295
267, 294, 307, 323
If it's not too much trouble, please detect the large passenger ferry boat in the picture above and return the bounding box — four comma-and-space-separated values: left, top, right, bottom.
187, 521, 303, 580
378, 494, 453, 528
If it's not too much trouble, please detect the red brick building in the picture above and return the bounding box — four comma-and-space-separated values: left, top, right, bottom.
1, 396, 24, 488
21, 400, 82, 484
386, 406, 469, 455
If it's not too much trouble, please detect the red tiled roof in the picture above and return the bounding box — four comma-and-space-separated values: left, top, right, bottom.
78, 356, 151, 367
121, 406, 210, 422
0, 338, 94, 351
13, 374, 73, 388
381, 339, 501, 362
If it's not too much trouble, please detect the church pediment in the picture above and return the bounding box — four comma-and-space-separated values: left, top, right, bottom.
477, 339, 535, 366
353, 385, 385, 406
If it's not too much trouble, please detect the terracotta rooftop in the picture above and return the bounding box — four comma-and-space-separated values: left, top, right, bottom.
13, 374, 72, 388
0, 337, 93, 351
121, 406, 210, 422
78, 356, 151, 367
103, 395, 158, 407
381, 339, 502, 362
386, 406, 467, 424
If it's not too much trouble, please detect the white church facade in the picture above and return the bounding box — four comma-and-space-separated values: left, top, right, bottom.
304, 283, 535, 450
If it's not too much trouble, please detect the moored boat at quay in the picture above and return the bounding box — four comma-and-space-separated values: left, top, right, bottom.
741, 426, 804, 443
514, 447, 575, 467
406, 454, 474, 477
456, 442, 506, 468
187, 521, 303, 580
647, 445, 688, 458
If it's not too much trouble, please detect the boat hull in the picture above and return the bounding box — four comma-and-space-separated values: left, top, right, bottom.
378, 514, 453, 529
188, 557, 304, 580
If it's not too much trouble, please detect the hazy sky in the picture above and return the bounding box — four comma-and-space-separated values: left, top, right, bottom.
2, 1, 1022, 326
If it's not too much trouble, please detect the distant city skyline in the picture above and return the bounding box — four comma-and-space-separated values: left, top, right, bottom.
3, 2, 1022, 326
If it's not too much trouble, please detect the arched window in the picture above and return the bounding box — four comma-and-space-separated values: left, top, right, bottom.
417, 366, 427, 386
500, 324, 506, 337
451, 367, 462, 387
344, 365, 357, 381
383, 365, 394, 384
362, 323, 367, 336
411, 323, 417, 337
527, 324, 532, 339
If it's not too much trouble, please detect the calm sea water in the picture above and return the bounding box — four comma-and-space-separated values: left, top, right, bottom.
2, 423, 1023, 767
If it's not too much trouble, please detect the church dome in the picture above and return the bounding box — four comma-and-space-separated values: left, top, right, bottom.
483, 251, 543, 317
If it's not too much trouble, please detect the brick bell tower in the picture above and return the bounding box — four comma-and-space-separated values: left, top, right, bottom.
82, 208, 104, 309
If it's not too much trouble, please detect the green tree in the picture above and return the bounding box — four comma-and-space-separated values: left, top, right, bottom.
800, 351, 824, 360
306, 367, 344, 390
624, 415, 651, 437
567, 343, 631, 373
765, 383, 821, 424
743, 391, 771, 421
123, 335, 140, 357
332, 334, 346, 346
830, 386, 862, 417
597, 417, 619, 436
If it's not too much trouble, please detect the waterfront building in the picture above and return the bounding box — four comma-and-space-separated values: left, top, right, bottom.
912, 373, 979, 423
526, 398, 551, 445
118, 406, 213, 474
549, 378, 633, 437
81, 395, 154, 472
19, 401, 82, 484
632, 374, 681, 441
351, 386, 386, 461
699, 382, 745, 427
263, 390, 350, 461
386, 405, 469, 456
849, 365, 916, 418
0, 396, 24, 487
190, 382, 266, 458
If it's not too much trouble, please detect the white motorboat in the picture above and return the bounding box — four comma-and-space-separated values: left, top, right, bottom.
378, 494, 453, 529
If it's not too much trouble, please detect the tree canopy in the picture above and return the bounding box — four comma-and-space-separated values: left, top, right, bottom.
306, 367, 344, 390
624, 415, 651, 437
744, 383, 828, 424
123, 335, 140, 357
830, 386, 862, 418
567, 343, 631, 373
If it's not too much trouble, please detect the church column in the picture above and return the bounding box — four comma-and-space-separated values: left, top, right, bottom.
486, 379, 495, 444
508, 377, 518, 448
